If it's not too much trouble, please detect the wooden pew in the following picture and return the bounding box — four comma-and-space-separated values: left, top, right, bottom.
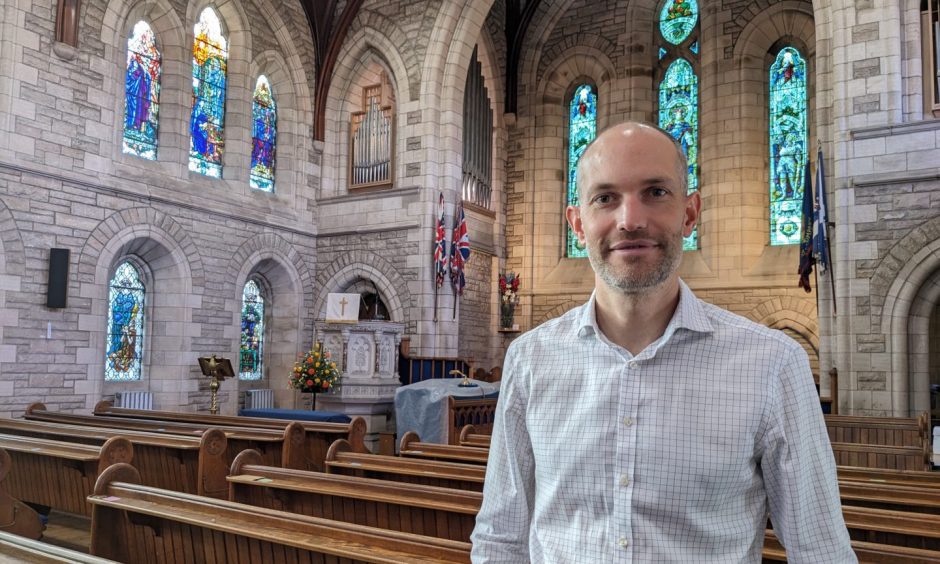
826, 413, 931, 471
399, 431, 489, 465
0, 448, 43, 539
825, 413, 929, 447
840, 480, 940, 514
25, 403, 303, 470
0, 433, 132, 516
762, 530, 940, 563
94, 400, 370, 468
831, 441, 931, 471
446, 397, 496, 446
0, 418, 228, 499
458, 425, 491, 448
325, 439, 486, 492
89, 463, 471, 563
839, 505, 940, 549
228, 449, 480, 542
838, 466, 940, 489
0, 530, 117, 563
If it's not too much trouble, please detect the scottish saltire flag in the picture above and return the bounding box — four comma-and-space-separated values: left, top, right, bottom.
434, 192, 447, 288
450, 201, 470, 296
813, 147, 831, 275
797, 156, 815, 293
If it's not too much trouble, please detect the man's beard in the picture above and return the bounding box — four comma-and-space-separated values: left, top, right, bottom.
586, 230, 683, 294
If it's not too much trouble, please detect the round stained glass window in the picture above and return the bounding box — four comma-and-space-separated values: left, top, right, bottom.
659, 0, 699, 45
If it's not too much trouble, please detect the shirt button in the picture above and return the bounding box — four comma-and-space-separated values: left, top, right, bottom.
628, 361, 638, 369
618, 537, 629, 548
619, 475, 630, 487
623, 417, 634, 427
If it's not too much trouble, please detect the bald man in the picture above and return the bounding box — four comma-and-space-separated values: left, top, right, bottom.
471, 122, 854, 563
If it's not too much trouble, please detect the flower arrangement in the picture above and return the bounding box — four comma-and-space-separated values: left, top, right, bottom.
499, 272, 521, 305
289, 343, 340, 393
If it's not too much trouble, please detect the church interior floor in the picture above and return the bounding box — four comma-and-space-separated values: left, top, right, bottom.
38, 510, 91, 553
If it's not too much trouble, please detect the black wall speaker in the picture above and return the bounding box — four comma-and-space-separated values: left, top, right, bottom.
47, 248, 70, 308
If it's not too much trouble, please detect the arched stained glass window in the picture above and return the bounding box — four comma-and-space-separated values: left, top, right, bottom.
659, 0, 698, 45
566, 83, 597, 258
106, 261, 145, 381
658, 58, 699, 250
239, 279, 264, 380
769, 46, 808, 246
122, 21, 162, 160
250, 75, 277, 192
189, 7, 228, 178
657, 0, 699, 251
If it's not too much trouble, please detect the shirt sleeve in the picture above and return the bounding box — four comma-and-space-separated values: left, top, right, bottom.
760, 345, 857, 564
470, 343, 535, 563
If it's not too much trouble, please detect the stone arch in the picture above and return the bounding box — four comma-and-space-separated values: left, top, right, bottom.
535, 301, 581, 327
747, 296, 819, 339
228, 233, 312, 411
78, 210, 203, 411
0, 197, 24, 416
537, 34, 619, 89
321, 28, 408, 198
102, 0, 188, 174
878, 220, 940, 416
314, 252, 411, 326
247, 49, 310, 197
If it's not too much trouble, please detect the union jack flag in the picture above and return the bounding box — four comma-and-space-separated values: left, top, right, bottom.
450, 201, 470, 295
434, 192, 447, 288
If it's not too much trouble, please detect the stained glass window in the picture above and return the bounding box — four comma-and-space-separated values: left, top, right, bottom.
659, 58, 699, 251
769, 46, 808, 246
106, 261, 145, 381
566, 84, 597, 258
239, 279, 264, 380
659, 0, 698, 45
122, 21, 162, 160
189, 7, 227, 178
250, 75, 277, 192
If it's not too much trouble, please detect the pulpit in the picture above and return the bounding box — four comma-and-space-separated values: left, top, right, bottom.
313, 320, 404, 451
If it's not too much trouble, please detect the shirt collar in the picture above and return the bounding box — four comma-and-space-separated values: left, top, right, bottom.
577, 279, 715, 339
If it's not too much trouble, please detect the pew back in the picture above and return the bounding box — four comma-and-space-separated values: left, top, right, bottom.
446, 397, 497, 446
326, 440, 485, 492
228, 449, 480, 542
399, 431, 489, 465
0, 433, 132, 516
90, 463, 471, 563
94, 401, 370, 467
0, 530, 117, 563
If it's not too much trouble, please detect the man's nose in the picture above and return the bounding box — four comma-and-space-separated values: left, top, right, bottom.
617, 198, 648, 232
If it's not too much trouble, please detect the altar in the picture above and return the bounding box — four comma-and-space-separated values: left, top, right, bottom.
394, 378, 499, 444
312, 319, 404, 451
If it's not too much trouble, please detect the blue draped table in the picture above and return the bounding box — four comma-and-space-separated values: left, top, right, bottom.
238, 408, 351, 423
394, 378, 499, 444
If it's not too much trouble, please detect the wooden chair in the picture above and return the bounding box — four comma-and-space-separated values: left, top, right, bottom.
446, 396, 497, 445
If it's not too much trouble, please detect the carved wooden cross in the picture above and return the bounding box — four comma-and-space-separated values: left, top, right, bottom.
339, 297, 349, 315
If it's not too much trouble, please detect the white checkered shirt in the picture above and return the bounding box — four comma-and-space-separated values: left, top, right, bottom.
471, 281, 855, 563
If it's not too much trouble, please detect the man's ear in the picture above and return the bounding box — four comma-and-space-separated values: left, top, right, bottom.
683, 191, 701, 237
566, 205, 585, 245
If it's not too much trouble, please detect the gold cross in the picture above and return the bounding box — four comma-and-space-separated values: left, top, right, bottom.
339, 297, 349, 315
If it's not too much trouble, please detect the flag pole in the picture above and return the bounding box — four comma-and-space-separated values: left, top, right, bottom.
826, 224, 837, 315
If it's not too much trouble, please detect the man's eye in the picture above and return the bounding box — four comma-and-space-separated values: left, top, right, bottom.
649, 188, 669, 198
593, 195, 612, 204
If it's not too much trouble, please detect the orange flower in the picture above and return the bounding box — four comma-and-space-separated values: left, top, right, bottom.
321, 381, 330, 389
306, 368, 315, 375
306, 356, 313, 363
305, 379, 313, 386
